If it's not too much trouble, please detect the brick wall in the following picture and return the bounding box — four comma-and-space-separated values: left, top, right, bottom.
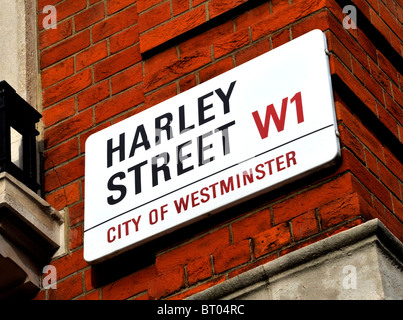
34, 0, 402, 300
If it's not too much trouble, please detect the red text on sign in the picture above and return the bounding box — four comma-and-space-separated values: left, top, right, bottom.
252, 91, 304, 139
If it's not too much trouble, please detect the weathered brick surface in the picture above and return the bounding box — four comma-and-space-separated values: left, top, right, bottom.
36, 0, 402, 300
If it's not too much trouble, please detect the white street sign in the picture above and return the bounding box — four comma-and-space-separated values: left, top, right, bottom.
84, 30, 340, 263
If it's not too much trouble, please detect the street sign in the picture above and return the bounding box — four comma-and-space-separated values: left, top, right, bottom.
84, 29, 340, 263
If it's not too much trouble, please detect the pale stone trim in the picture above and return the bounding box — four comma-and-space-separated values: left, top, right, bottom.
0, 0, 39, 107
187, 219, 403, 300
0, 172, 64, 298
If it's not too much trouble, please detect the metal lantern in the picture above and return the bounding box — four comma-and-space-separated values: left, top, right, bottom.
0, 80, 41, 192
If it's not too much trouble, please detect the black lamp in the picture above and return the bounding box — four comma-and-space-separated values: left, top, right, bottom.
0, 80, 42, 192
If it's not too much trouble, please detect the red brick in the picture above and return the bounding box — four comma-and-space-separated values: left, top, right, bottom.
370, 8, 391, 44
138, 1, 171, 33
232, 208, 271, 243
69, 201, 84, 226
113, 106, 149, 124
144, 47, 178, 77
38, 0, 87, 31
251, 0, 327, 41
84, 268, 94, 292
281, 219, 365, 257
110, 25, 139, 54
45, 181, 80, 211
140, 5, 207, 53
94, 44, 141, 82
338, 124, 365, 162
44, 109, 93, 149
39, 19, 73, 50
69, 225, 83, 250
213, 29, 250, 59
373, 200, 403, 243
338, 152, 378, 206
291, 9, 331, 39
348, 0, 371, 21
42, 98, 76, 128
78, 290, 100, 300
336, 100, 384, 160
273, 174, 356, 224
388, 27, 402, 54
396, 3, 403, 24
383, 147, 403, 182
330, 16, 371, 70
180, 21, 233, 56
44, 156, 85, 192
41, 58, 74, 90
364, 148, 378, 176
253, 223, 291, 258
95, 84, 144, 123
48, 273, 83, 300
102, 265, 157, 300
391, 194, 403, 221
291, 210, 319, 241
52, 0, 87, 21
50, 248, 88, 280
137, 0, 164, 13
75, 2, 105, 32
133, 293, 149, 300
228, 254, 276, 279
377, 50, 399, 86
92, 5, 138, 43
82, 179, 86, 200
33, 290, 46, 300
144, 47, 211, 92
79, 122, 111, 154
179, 74, 197, 92
186, 255, 212, 285
351, 56, 365, 83
235, 37, 271, 66
38, 0, 60, 12
148, 267, 185, 299
271, 0, 291, 14
76, 40, 108, 71
235, 2, 271, 31
107, 0, 135, 15
156, 227, 230, 273
319, 193, 376, 229
77, 80, 110, 111
172, 0, 190, 16
111, 63, 143, 94
377, 103, 399, 139
43, 138, 79, 170
384, 92, 403, 125
41, 30, 90, 68
379, 1, 403, 40
330, 57, 376, 115
378, 161, 400, 195
362, 68, 386, 105
171, 276, 226, 300
342, 150, 394, 212
327, 31, 352, 70
208, 0, 248, 19
271, 29, 291, 49
357, 28, 377, 62
199, 57, 234, 83
144, 82, 177, 109
391, 81, 403, 107
213, 240, 251, 273
192, 0, 206, 6
42, 69, 92, 108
